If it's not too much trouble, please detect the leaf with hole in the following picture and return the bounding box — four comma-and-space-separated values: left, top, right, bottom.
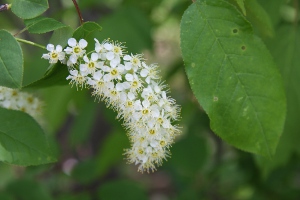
180, 0, 286, 157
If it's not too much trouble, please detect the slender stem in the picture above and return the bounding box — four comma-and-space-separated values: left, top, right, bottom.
16, 38, 46, 49
14, 27, 27, 37
72, 0, 84, 25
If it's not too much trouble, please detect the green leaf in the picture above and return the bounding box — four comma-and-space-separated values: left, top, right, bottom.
97, 180, 147, 200
49, 26, 74, 47
235, 0, 246, 15
72, 21, 102, 40
6, 179, 52, 200
244, 0, 275, 38
22, 62, 69, 89
11, 0, 48, 19
0, 30, 23, 89
0, 107, 56, 166
255, 25, 300, 177
180, 0, 286, 157
24, 16, 67, 34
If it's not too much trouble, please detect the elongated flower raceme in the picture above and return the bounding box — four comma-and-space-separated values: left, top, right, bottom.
42, 38, 181, 172
0, 86, 43, 120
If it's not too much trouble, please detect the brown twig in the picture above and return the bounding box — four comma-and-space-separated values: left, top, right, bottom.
72, 0, 84, 25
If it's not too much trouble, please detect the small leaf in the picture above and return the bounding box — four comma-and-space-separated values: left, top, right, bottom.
0, 107, 56, 166
22, 62, 69, 89
0, 30, 23, 89
11, 0, 48, 19
24, 16, 67, 34
180, 0, 286, 157
72, 21, 102, 40
235, 0, 246, 15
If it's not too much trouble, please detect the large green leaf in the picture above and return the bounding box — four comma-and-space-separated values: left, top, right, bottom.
11, 0, 48, 19
24, 16, 67, 34
0, 30, 23, 89
180, 0, 286, 157
0, 107, 56, 166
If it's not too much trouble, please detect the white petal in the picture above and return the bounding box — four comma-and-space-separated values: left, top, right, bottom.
145, 76, 151, 84
83, 55, 89, 63
102, 65, 110, 72
94, 38, 99, 43
46, 44, 54, 51
117, 64, 125, 71
42, 54, 50, 59
152, 109, 160, 118
128, 92, 135, 100
68, 38, 77, 47
142, 100, 150, 108
79, 39, 87, 48
106, 52, 114, 60
123, 55, 132, 61
125, 74, 133, 81
124, 62, 132, 70
69, 55, 78, 63
104, 43, 113, 50
80, 64, 88, 72
87, 78, 95, 85
93, 71, 103, 80
103, 74, 111, 82
70, 70, 78, 76
122, 82, 131, 89
140, 69, 148, 77
116, 83, 123, 91
56, 45, 62, 52
91, 53, 98, 61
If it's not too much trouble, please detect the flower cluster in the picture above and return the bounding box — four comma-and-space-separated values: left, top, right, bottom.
0, 86, 43, 120
42, 38, 181, 172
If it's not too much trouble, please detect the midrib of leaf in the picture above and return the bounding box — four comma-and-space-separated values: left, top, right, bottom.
0, 129, 49, 157
194, 2, 271, 157
0, 56, 19, 88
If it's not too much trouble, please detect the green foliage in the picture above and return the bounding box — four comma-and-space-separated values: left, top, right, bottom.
235, 0, 246, 15
180, 0, 286, 157
0, 30, 23, 89
24, 16, 67, 34
244, 0, 275, 38
11, 0, 49, 19
97, 180, 147, 200
0, 107, 56, 166
72, 21, 102, 40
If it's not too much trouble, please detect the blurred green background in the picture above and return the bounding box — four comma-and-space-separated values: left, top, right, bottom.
1, 0, 300, 199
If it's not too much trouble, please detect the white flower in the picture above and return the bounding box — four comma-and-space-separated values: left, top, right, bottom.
42, 44, 65, 63
124, 54, 143, 72
140, 63, 160, 84
64, 38, 87, 64
80, 53, 102, 75
66, 69, 87, 88
102, 64, 125, 81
